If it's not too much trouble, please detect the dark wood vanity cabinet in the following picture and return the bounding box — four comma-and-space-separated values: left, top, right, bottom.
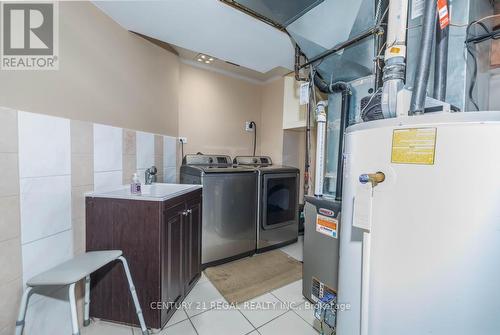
86, 188, 202, 329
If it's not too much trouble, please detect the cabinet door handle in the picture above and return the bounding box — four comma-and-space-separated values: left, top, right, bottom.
186, 209, 192, 215
180, 210, 188, 216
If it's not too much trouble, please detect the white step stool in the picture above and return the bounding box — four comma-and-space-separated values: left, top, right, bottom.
15, 250, 149, 335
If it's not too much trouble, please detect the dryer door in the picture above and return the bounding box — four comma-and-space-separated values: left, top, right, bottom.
262, 173, 299, 230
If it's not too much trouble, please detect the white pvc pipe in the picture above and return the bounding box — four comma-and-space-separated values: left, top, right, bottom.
314, 101, 328, 196
381, 0, 410, 119
385, 0, 409, 61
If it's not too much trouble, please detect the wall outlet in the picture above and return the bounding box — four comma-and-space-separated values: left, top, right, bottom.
178, 137, 188, 144
245, 121, 255, 132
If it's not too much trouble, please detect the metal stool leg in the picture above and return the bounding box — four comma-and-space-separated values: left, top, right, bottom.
118, 256, 149, 335
69, 283, 80, 335
83, 275, 91, 327
15, 287, 34, 335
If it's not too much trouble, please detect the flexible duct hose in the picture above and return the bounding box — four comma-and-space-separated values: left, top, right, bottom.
409, 0, 437, 114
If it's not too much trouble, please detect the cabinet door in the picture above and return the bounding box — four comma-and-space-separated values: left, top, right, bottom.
185, 195, 202, 291
163, 202, 185, 315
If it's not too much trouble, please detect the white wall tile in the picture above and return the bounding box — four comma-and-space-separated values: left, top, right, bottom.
136, 131, 154, 169
18, 112, 70, 178
93, 124, 122, 172
164, 167, 177, 183
20, 175, 71, 244
25, 287, 72, 335
21, 230, 73, 287
164, 136, 177, 168
94, 171, 123, 192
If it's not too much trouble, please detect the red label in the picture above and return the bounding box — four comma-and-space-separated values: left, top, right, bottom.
437, 0, 450, 30
319, 208, 335, 217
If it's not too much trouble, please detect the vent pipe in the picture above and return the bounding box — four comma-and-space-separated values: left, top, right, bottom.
409, 0, 437, 115
314, 101, 328, 196
381, 0, 409, 118
313, 75, 351, 200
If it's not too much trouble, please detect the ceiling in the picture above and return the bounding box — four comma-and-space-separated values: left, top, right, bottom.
93, 0, 296, 75
173, 45, 291, 82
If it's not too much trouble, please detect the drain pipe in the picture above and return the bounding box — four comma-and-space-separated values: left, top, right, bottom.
314, 76, 351, 201
434, 20, 449, 101
381, 0, 409, 118
409, 0, 437, 115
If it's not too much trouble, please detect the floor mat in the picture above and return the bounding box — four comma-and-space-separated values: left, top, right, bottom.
204, 250, 302, 304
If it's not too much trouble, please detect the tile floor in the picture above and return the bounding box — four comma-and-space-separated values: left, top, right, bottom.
83, 236, 316, 335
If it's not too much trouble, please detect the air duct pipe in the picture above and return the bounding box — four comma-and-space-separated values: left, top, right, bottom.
381, 0, 409, 118
410, 0, 437, 115
434, 20, 449, 101
314, 100, 328, 196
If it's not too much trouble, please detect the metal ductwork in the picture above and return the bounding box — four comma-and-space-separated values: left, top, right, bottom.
288, 0, 379, 84
220, 0, 325, 29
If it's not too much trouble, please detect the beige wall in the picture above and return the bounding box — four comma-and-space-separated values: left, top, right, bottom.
178, 65, 295, 166
178, 62, 262, 158
0, 1, 179, 137
260, 78, 285, 164
260, 78, 308, 200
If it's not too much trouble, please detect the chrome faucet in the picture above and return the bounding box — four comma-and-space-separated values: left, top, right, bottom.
145, 166, 157, 185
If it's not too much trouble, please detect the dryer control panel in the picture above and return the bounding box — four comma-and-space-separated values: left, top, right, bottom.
234, 156, 272, 166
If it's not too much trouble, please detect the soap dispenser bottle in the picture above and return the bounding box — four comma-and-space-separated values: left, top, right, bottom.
131, 173, 141, 195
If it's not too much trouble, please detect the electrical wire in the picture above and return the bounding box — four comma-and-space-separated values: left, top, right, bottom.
304, 66, 315, 198
374, 0, 383, 23
250, 121, 257, 156
465, 20, 494, 111
472, 14, 500, 26
376, 41, 387, 70
377, 4, 389, 26
360, 87, 383, 116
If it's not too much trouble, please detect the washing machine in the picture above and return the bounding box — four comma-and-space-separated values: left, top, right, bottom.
180, 154, 257, 267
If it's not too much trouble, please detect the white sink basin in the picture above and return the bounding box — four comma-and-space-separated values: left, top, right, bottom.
86, 183, 201, 201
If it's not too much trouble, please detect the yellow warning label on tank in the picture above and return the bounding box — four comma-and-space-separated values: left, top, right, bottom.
391, 128, 437, 165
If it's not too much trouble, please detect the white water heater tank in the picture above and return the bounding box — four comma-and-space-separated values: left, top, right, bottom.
337, 112, 500, 335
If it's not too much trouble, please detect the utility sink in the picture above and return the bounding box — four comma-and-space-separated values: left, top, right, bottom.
86, 183, 201, 201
